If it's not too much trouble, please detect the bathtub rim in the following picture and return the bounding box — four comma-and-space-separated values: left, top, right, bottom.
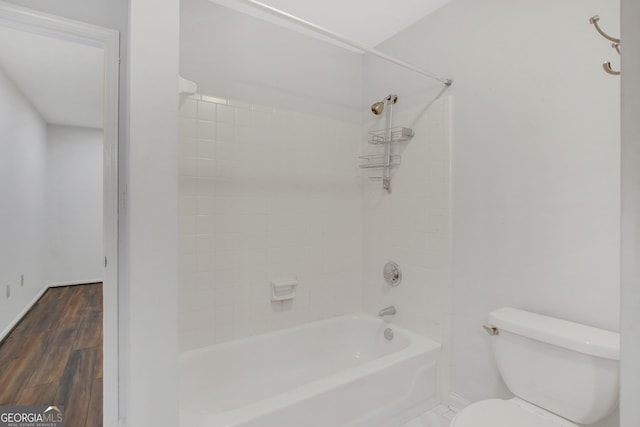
179, 312, 441, 426
179, 312, 440, 361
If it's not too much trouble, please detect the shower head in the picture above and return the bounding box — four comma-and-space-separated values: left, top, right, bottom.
370, 94, 398, 115
371, 101, 385, 115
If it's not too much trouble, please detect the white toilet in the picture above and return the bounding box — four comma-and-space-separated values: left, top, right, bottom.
451, 307, 619, 427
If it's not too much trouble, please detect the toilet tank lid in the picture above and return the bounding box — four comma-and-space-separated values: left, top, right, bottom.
489, 307, 619, 360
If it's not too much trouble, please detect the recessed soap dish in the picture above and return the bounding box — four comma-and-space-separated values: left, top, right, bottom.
271, 278, 298, 301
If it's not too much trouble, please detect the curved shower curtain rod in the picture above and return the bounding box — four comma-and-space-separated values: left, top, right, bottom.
234, 0, 453, 87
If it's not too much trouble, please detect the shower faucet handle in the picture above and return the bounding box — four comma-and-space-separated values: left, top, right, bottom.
383, 261, 401, 287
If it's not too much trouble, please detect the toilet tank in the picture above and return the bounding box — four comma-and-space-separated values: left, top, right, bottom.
489, 307, 619, 424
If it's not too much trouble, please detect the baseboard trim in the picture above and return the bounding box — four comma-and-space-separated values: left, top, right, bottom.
0, 280, 103, 342
0, 285, 48, 343
47, 279, 103, 288
448, 392, 471, 412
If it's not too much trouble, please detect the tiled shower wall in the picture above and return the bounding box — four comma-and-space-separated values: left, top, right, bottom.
362, 96, 451, 400
178, 95, 363, 350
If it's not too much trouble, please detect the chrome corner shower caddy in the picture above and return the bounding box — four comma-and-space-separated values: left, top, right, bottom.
360, 94, 414, 193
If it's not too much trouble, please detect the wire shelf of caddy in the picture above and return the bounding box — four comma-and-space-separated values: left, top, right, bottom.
367, 127, 414, 145
358, 154, 401, 170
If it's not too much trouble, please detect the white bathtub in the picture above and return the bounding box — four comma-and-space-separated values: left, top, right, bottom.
180, 314, 441, 427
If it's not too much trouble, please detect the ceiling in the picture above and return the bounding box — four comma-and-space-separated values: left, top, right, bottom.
209, 0, 452, 49
0, 26, 103, 129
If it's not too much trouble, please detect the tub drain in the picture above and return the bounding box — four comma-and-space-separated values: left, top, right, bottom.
384, 328, 394, 340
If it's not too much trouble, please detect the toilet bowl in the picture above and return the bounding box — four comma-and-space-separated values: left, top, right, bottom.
449, 307, 619, 427
451, 398, 577, 427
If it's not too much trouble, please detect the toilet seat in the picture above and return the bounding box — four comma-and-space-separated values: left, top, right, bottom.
450, 398, 578, 427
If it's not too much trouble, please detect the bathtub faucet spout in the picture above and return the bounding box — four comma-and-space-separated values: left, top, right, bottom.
378, 305, 396, 317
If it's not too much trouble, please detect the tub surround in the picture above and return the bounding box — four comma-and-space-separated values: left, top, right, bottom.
178, 94, 363, 350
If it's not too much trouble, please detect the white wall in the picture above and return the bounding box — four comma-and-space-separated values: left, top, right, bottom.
0, 68, 48, 336
0, 71, 105, 392
178, 94, 362, 350
620, 0, 640, 425
127, 0, 179, 424
180, 0, 362, 122
361, 96, 452, 401
367, 0, 620, 415
45, 125, 103, 285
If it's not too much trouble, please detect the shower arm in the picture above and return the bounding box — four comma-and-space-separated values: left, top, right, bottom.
234, 0, 453, 87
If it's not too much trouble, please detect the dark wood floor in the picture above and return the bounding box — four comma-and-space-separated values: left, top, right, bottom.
0, 283, 103, 426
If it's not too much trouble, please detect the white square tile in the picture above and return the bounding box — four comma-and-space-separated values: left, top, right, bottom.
253, 109, 273, 129
216, 122, 235, 142
197, 120, 216, 140
197, 140, 216, 159
195, 215, 215, 235
195, 235, 215, 253
197, 158, 216, 178
235, 126, 261, 144
217, 104, 235, 124
197, 100, 217, 121
235, 107, 253, 126
195, 197, 215, 215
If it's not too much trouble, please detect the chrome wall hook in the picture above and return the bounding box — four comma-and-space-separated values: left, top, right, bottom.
612, 42, 621, 55
603, 62, 621, 76
589, 15, 619, 43
589, 15, 620, 76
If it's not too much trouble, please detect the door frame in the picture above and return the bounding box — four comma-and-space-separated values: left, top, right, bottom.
0, 3, 120, 425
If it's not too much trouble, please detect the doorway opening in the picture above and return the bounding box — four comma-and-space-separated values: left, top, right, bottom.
0, 3, 119, 425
